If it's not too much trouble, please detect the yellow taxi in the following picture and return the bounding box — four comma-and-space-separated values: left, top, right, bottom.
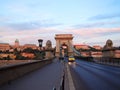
68, 56, 75, 62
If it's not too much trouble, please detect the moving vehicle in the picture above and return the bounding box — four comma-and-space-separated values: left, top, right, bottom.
68, 56, 75, 62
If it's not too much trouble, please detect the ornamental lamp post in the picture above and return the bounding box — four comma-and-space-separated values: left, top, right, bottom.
60, 46, 62, 57
38, 39, 43, 50
38, 39, 43, 59
59, 45, 63, 60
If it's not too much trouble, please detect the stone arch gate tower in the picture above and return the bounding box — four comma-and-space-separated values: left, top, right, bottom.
55, 34, 74, 57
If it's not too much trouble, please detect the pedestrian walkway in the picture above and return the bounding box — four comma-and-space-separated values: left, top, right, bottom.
0, 59, 64, 90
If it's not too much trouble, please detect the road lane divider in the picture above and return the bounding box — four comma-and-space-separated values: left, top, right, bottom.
64, 63, 75, 90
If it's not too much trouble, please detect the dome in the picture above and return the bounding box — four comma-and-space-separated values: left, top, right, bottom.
15, 39, 19, 43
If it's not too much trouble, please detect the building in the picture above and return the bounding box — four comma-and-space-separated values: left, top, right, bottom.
0, 39, 39, 60
21, 53, 35, 59
74, 44, 91, 57
0, 43, 10, 51
0, 54, 16, 60
93, 45, 102, 50
0, 39, 39, 51
12, 39, 38, 50
74, 44, 90, 50
91, 52, 102, 57
91, 45, 102, 58
23, 44, 38, 50
114, 50, 120, 58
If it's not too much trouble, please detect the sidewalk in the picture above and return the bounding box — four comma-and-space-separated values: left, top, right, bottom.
0, 59, 64, 90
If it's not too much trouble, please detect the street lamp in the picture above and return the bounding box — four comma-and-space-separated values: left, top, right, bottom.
59, 45, 64, 60
60, 46, 62, 57
38, 39, 43, 59
38, 39, 43, 50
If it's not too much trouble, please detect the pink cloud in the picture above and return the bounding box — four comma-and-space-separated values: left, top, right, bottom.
0, 26, 120, 46
0, 26, 61, 45
70, 27, 120, 38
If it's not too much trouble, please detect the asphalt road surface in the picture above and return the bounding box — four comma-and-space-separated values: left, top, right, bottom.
69, 59, 120, 90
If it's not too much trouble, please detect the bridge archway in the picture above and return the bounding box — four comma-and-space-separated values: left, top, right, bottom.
61, 43, 68, 57
55, 34, 74, 57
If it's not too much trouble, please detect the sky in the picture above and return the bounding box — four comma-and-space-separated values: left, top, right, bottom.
0, 0, 120, 47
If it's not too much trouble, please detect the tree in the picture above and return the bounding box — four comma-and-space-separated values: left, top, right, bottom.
23, 48, 34, 53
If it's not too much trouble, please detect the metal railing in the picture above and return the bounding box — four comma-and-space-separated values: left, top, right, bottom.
94, 57, 120, 66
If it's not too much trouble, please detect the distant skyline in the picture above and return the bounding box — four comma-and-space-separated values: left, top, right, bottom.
0, 0, 120, 46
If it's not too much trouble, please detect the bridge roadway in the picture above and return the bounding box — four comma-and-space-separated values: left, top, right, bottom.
0, 59, 64, 90
69, 59, 120, 90
0, 58, 120, 90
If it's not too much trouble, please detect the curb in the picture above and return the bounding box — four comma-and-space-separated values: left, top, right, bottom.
65, 63, 75, 90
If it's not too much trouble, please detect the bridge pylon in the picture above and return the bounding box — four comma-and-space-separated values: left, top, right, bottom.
55, 34, 74, 57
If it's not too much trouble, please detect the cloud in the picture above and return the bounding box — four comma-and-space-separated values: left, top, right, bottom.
88, 13, 120, 20
0, 26, 64, 45
70, 27, 120, 38
4, 21, 62, 30
72, 21, 120, 28
86, 39, 120, 47
0, 18, 64, 46
70, 27, 120, 46
0, 24, 120, 47
0, 27, 57, 37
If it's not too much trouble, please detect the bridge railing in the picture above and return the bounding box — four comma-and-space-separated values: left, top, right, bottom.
93, 57, 120, 66
75, 56, 94, 62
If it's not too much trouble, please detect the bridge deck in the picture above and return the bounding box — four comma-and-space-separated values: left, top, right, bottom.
0, 59, 63, 90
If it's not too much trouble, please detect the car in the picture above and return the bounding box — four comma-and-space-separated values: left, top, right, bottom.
68, 56, 75, 62
59, 56, 64, 60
